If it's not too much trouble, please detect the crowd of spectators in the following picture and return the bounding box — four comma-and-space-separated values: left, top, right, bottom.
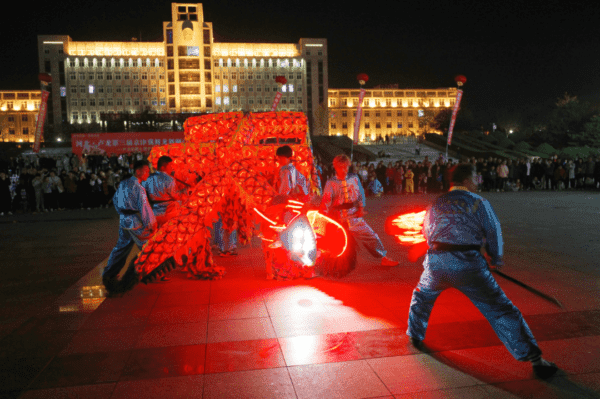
2, 149, 600, 217
315, 154, 600, 197
0, 151, 149, 216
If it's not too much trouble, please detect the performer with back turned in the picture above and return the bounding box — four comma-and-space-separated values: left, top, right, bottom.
406, 163, 558, 379
142, 155, 186, 280
102, 160, 156, 295
143, 155, 185, 227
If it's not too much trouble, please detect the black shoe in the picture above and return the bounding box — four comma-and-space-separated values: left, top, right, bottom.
409, 337, 425, 351
533, 362, 558, 379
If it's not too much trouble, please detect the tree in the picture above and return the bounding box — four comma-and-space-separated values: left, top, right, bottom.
576, 115, 600, 147
544, 93, 597, 148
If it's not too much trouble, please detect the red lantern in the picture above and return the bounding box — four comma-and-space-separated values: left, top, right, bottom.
275, 76, 287, 86
38, 73, 52, 83
455, 75, 467, 86
357, 73, 369, 85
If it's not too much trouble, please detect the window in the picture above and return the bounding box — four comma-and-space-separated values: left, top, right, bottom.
106, 73, 112, 81
97, 73, 103, 80
342, 110, 347, 117
23, 127, 29, 135
365, 122, 370, 129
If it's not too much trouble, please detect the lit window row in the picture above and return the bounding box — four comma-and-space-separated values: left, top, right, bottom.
215, 58, 302, 68
214, 72, 302, 80
66, 58, 163, 68
69, 97, 164, 107
215, 97, 302, 105
69, 72, 164, 80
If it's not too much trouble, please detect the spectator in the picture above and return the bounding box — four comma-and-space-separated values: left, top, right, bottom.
77, 172, 91, 209
32, 173, 45, 212
63, 171, 78, 209
0, 172, 12, 216
554, 165, 567, 191
89, 173, 103, 208
497, 160, 509, 191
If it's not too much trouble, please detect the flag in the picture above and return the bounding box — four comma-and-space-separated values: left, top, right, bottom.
33, 90, 50, 153
447, 89, 463, 146
353, 88, 366, 144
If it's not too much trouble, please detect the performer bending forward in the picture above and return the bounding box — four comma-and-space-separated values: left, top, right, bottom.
321, 154, 399, 271
103, 160, 156, 294
406, 163, 557, 379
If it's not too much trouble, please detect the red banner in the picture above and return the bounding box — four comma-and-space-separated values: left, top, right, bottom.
33, 90, 50, 153
353, 88, 366, 144
447, 89, 463, 145
71, 132, 185, 156
271, 91, 283, 111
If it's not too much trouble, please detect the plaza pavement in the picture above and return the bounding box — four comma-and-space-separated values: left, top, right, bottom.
1, 191, 599, 398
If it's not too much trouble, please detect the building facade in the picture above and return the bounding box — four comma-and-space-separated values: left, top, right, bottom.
328, 87, 458, 142
0, 91, 42, 143
37, 3, 328, 140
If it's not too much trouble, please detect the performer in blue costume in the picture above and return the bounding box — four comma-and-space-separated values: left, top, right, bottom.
406, 163, 558, 379
142, 155, 185, 280
321, 154, 399, 269
276, 145, 310, 206
142, 155, 184, 228
102, 160, 156, 295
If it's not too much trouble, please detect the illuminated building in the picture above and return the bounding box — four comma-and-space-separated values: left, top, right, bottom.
328, 87, 457, 142
37, 3, 328, 138
0, 90, 42, 143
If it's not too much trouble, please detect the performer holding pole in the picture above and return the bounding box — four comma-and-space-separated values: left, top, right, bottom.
322, 154, 399, 268
143, 156, 184, 228
103, 160, 156, 295
406, 163, 558, 379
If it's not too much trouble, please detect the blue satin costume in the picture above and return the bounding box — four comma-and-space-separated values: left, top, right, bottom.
142, 171, 181, 223
322, 173, 387, 258
406, 187, 541, 361
103, 176, 156, 281
279, 163, 310, 198
279, 163, 310, 225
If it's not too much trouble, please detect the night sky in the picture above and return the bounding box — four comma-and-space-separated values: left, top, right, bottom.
2, 0, 600, 129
